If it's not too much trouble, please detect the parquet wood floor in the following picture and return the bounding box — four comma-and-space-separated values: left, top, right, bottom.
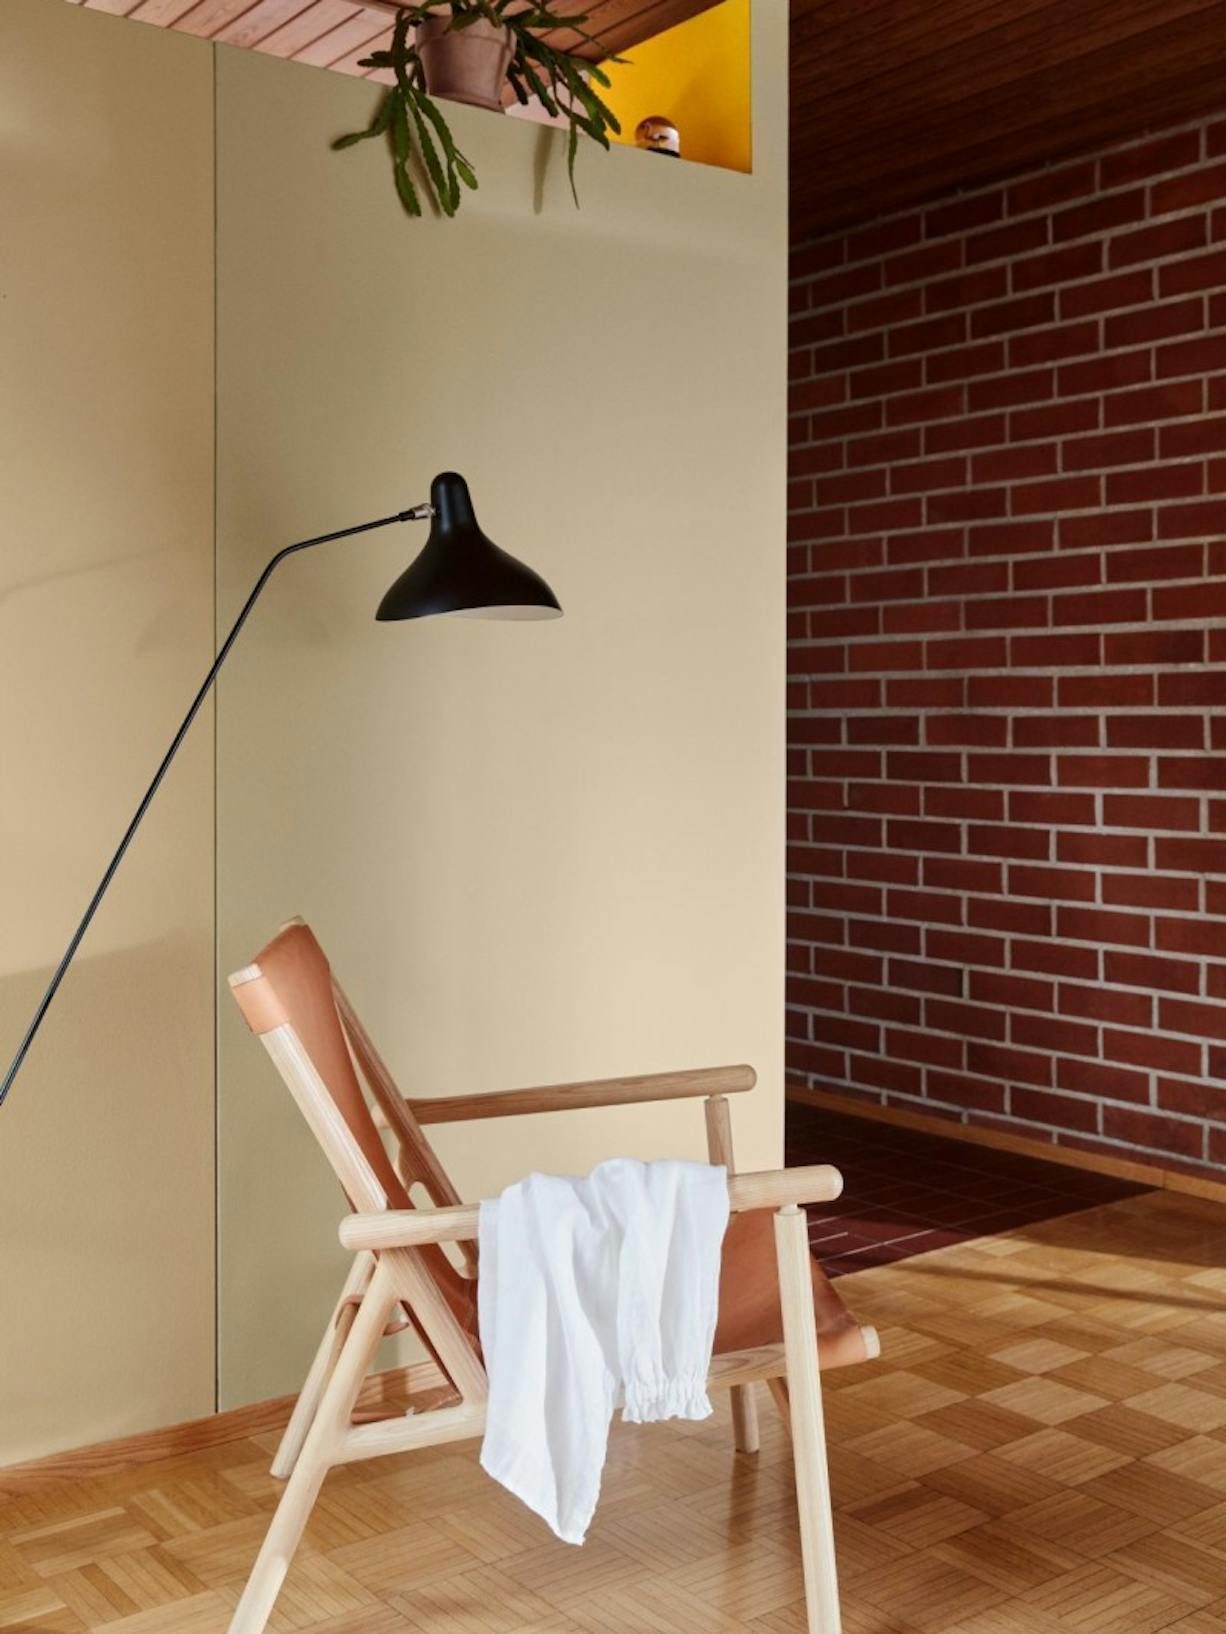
4, 1188, 1225, 1633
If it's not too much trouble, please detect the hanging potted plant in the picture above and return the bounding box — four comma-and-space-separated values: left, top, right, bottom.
333, 0, 623, 218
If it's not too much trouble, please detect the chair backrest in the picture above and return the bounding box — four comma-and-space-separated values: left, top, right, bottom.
229, 920, 479, 1358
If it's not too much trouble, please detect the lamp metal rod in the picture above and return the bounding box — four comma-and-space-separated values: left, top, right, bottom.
0, 503, 431, 1109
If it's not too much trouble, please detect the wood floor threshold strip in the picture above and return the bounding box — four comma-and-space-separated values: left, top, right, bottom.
787, 1083, 1226, 1204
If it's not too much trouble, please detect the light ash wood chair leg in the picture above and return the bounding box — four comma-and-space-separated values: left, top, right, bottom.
705, 1093, 760, 1455
774, 1204, 841, 1634
731, 1382, 760, 1453
228, 1263, 397, 1634
270, 1250, 375, 1481
767, 1374, 791, 1433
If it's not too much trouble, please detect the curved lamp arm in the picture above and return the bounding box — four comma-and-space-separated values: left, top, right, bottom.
0, 502, 431, 1109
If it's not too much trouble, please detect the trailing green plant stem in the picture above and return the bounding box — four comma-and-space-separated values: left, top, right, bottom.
333, 0, 621, 219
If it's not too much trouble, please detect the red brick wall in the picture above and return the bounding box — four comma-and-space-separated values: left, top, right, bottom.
787, 115, 1226, 1179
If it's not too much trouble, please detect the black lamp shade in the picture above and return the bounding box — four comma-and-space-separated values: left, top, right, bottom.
377, 472, 562, 622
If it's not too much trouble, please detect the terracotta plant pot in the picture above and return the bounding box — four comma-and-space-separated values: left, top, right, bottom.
416, 15, 513, 113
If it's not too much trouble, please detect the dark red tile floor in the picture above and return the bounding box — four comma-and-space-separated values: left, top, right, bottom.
786, 1098, 1153, 1278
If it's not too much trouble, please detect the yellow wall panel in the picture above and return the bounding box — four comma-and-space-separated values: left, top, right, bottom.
602, 0, 752, 173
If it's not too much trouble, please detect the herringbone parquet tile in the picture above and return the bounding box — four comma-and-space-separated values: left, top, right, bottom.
2, 1188, 1224, 1633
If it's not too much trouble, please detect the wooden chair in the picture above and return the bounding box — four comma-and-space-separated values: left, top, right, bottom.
225, 920, 881, 1634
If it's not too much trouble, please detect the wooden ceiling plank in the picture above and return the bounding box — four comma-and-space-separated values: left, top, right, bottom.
791, 0, 1226, 129
794, 57, 1226, 237
301, 0, 721, 57
544, 0, 660, 58
791, 0, 1022, 56
129, 0, 212, 24
293, 9, 389, 64
792, 17, 1226, 233
330, 21, 394, 73
791, 0, 1078, 103
788, 0, 1226, 234
588, 0, 719, 57
81, 0, 144, 15
251, 0, 363, 55
794, 6, 1226, 178
165, 0, 275, 35
212, 0, 321, 46
790, 0, 924, 35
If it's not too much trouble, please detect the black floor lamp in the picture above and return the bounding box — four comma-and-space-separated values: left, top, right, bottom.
0, 470, 560, 1108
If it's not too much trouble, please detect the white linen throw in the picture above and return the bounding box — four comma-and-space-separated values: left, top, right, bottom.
477, 1157, 730, 1545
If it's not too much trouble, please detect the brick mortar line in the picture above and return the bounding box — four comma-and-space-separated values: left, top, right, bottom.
790, 339, 1221, 393
789, 709, 1224, 719
786, 924, 1221, 955
791, 558, 1216, 578
790, 386, 1224, 449
788, 637, 1223, 655
789, 589, 1222, 615
789, 546, 1215, 573
786, 874, 1226, 907
790, 989, 1225, 1050
800, 246, 1223, 321
787, 872, 1225, 900
794, 180, 1224, 297
792, 317, 1216, 372
789, 984, 1222, 1045
788, 983, 1180, 1020
789, 446, 1226, 497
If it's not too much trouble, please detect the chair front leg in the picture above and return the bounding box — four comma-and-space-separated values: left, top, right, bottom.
228, 1259, 398, 1634
774, 1204, 841, 1634
270, 1250, 376, 1480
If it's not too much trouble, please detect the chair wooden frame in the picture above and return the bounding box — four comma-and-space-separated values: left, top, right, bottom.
272, 1015, 769, 1480
226, 949, 878, 1634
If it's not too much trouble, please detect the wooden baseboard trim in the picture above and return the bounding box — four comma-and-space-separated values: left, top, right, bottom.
0, 1359, 448, 1494
787, 1085, 1226, 1206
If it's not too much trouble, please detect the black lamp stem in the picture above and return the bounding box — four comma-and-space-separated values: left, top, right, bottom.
0, 504, 430, 1109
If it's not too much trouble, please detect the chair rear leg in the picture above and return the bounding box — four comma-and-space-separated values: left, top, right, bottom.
271, 1251, 375, 1480
228, 1261, 397, 1634
731, 1383, 760, 1453
774, 1205, 841, 1634
705, 1093, 761, 1455
767, 1375, 791, 1432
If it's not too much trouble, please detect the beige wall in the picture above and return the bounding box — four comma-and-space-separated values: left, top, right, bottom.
0, 0, 786, 1448
214, 9, 787, 1406
0, 0, 216, 1461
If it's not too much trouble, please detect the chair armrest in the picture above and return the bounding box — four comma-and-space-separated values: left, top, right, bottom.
339, 1162, 842, 1253
405, 1064, 756, 1125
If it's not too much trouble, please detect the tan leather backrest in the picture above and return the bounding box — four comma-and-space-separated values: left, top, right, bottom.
237, 922, 412, 1209
231, 921, 478, 1350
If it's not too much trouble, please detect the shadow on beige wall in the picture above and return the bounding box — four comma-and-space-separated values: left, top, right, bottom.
0, 0, 215, 1462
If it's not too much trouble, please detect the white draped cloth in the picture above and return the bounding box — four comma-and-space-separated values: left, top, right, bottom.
477, 1157, 730, 1544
